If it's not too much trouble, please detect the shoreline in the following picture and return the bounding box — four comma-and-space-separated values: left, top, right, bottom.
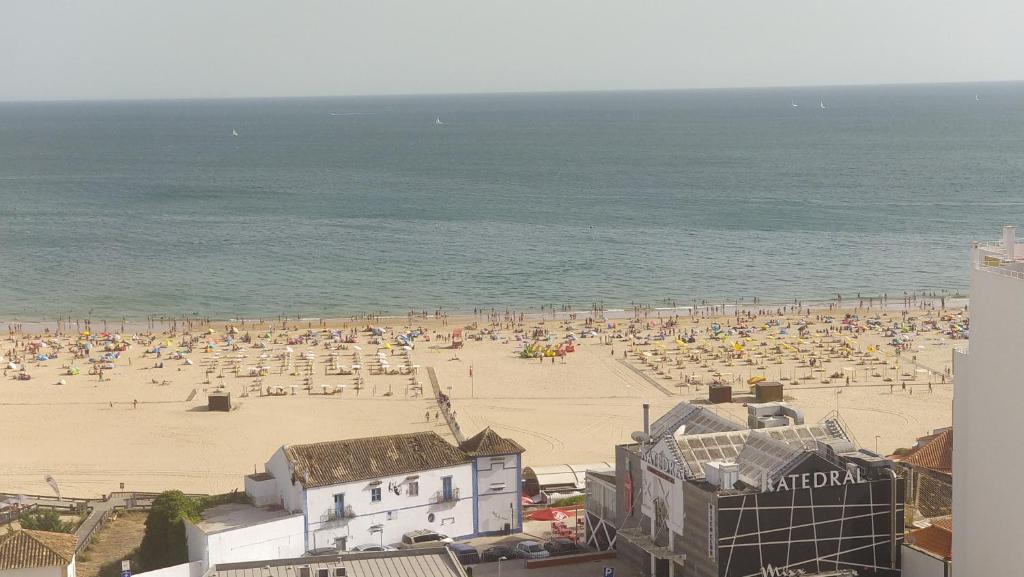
1, 290, 968, 334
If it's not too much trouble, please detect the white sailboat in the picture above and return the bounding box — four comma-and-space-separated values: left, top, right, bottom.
819, 100, 827, 110
791, 100, 799, 108
975, 94, 981, 102
435, 116, 444, 125
232, 129, 239, 137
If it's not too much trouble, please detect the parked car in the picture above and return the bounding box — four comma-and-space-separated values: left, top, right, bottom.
399, 529, 453, 549
349, 544, 397, 552
543, 538, 581, 556
514, 540, 550, 560
480, 544, 516, 562
447, 542, 481, 565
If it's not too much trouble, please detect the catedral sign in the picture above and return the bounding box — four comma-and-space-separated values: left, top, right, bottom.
764, 468, 863, 492
641, 442, 684, 479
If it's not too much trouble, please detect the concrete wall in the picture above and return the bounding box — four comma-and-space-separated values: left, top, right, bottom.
473, 454, 521, 534
263, 449, 303, 514
244, 477, 278, 508
901, 545, 948, 577
305, 463, 475, 550
131, 561, 203, 577
952, 242, 1024, 576
185, 514, 304, 571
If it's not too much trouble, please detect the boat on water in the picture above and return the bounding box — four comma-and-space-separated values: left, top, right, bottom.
232, 129, 239, 137
435, 116, 444, 125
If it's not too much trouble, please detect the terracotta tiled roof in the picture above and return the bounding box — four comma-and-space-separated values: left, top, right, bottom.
0, 530, 77, 570
284, 432, 471, 488
460, 427, 525, 456
902, 429, 952, 474
931, 516, 953, 532
906, 523, 952, 560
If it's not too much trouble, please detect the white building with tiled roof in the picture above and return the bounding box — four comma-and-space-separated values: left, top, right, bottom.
0, 529, 77, 577
218, 429, 522, 562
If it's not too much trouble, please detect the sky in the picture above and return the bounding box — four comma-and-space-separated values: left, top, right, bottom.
2, 0, 1022, 102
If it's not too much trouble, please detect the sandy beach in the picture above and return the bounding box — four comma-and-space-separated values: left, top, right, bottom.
1, 301, 965, 498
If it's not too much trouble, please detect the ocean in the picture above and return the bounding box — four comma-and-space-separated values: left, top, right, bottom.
1, 83, 1022, 320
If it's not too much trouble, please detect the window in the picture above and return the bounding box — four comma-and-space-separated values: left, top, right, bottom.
371, 488, 382, 502
408, 481, 419, 496
333, 493, 345, 517
490, 457, 505, 466
441, 476, 453, 501
317, 569, 328, 577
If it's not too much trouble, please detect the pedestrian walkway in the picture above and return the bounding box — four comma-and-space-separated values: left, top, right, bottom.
616, 359, 674, 396
426, 366, 465, 443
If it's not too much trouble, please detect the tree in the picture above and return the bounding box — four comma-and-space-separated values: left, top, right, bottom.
19, 510, 75, 533
138, 491, 200, 570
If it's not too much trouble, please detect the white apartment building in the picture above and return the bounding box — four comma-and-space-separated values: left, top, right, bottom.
952, 225, 1024, 576
243, 428, 524, 553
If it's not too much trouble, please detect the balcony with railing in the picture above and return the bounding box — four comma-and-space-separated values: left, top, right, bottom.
974, 233, 1024, 279
432, 487, 460, 504
322, 505, 356, 524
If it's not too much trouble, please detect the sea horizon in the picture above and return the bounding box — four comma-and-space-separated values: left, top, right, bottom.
0, 78, 1019, 106
2, 82, 1020, 320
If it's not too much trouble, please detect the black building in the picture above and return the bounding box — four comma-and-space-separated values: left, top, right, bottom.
613, 402, 904, 577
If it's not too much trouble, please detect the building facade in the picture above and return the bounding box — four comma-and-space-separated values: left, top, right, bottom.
901, 518, 952, 577
614, 402, 904, 577
184, 504, 305, 571
952, 226, 1024, 576
584, 469, 618, 551
894, 428, 952, 524
243, 428, 523, 552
